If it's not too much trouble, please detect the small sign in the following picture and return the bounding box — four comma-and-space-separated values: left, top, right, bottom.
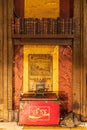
28, 54, 53, 92
29, 106, 50, 121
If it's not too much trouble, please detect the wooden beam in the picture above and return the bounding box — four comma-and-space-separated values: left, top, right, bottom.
3, 0, 8, 120
7, 0, 13, 111
81, 0, 87, 121
72, 0, 82, 116
0, 0, 4, 121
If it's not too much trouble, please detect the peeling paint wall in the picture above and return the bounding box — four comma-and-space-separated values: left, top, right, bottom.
13, 45, 72, 112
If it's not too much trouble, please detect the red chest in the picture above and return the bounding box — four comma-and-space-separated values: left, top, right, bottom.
19, 94, 60, 125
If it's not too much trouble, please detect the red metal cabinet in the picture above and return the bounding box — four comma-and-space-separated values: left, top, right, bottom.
19, 99, 60, 125
19, 94, 60, 125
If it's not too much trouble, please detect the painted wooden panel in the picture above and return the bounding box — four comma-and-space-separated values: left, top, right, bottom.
60, 0, 73, 18
14, 0, 24, 17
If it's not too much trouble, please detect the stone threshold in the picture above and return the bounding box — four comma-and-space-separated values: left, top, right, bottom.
23, 126, 87, 130
0, 122, 87, 130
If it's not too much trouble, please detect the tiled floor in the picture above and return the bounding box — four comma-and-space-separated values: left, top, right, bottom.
0, 122, 23, 130
0, 122, 87, 130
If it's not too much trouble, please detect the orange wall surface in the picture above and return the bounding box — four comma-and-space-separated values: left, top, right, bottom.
24, 0, 60, 18
14, 0, 73, 18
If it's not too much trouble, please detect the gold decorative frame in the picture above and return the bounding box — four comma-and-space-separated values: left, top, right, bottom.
28, 54, 53, 92
23, 45, 59, 95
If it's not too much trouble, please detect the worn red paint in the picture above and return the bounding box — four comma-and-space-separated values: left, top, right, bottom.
19, 101, 60, 125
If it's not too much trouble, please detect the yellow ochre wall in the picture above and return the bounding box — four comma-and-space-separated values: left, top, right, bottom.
24, 0, 60, 18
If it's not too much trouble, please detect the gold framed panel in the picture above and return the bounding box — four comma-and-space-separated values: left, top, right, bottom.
28, 54, 53, 92
23, 45, 59, 95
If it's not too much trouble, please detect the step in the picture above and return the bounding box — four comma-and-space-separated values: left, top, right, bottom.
23, 126, 87, 130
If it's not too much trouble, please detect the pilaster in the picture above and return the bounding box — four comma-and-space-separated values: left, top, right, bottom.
73, 0, 82, 116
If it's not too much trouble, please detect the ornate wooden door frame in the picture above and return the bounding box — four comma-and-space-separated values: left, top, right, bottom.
0, 0, 86, 121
